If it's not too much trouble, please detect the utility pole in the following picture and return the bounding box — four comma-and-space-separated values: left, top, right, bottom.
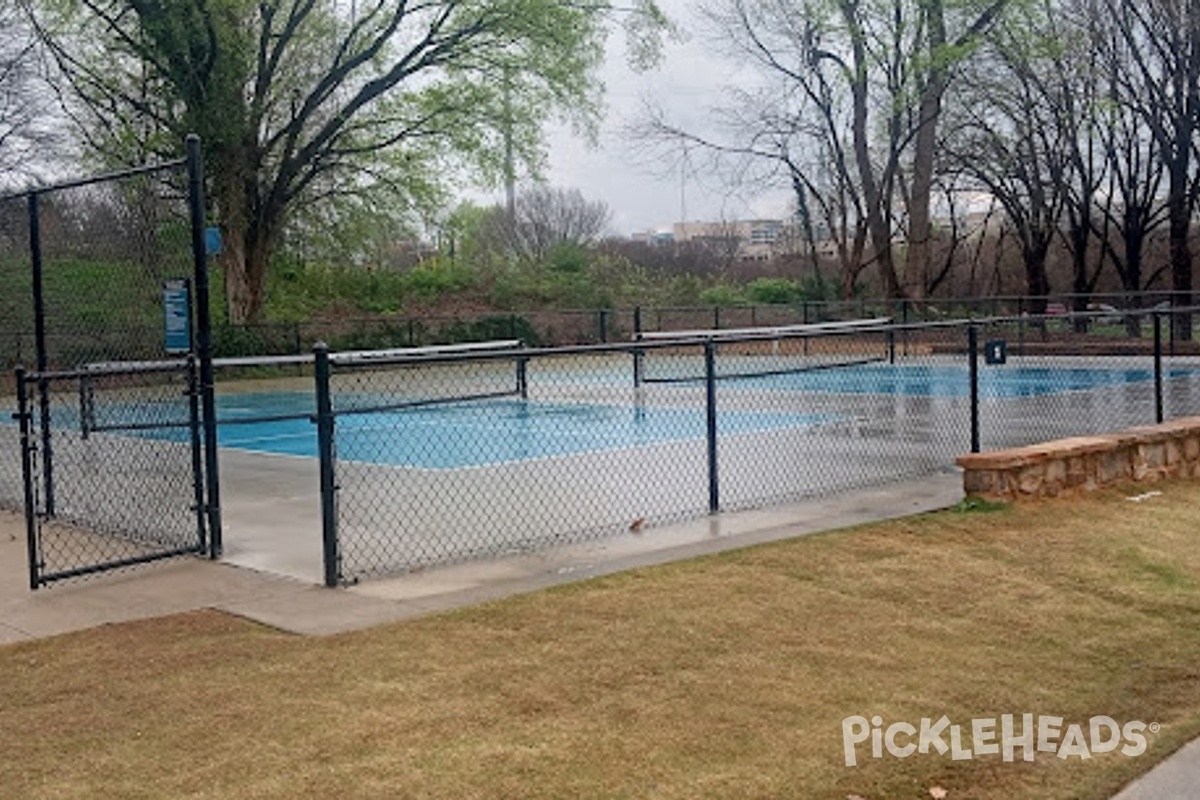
504, 67, 516, 220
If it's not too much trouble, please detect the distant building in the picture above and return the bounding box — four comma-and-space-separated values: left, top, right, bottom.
671, 219, 808, 263
630, 229, 676, 246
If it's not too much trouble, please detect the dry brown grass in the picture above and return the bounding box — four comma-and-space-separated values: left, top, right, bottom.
5, 484, 1200, 798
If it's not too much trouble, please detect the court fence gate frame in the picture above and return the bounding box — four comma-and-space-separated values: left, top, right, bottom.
6, 135, 223, 589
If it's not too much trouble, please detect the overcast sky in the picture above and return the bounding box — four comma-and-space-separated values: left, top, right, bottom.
488, 0, 794, 237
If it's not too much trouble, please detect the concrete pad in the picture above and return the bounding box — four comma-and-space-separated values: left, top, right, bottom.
1111, 737, 1200, 799
1, 472, 963, 641
350, 471, 964, 607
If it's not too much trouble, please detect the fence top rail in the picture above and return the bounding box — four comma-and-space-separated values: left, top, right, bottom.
21, 358, 192, 381
215, 354, 314, 368
327, 339, 523, 366
0, 157, 188, 204
634, 317, 893, 342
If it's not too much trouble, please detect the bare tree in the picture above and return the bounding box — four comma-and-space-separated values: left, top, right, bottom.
943, 5, 1074, 312
1103, 0, 1200, 338
481, 186, 612, 265
636, 0, 1006, 301
0, 6, 58, 183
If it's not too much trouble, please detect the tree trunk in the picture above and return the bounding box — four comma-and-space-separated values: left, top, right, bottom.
1168, 191, 1193, 341
220, 227, 272, 325
906, 0, 947, 299
212, 142, 274, 325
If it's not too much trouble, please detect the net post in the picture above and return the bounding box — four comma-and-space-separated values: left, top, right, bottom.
516, 353, 529, 399
314, 343, 341, 587
704, 340, 719, 514
1153, 311, 1164, 424
78, 373, 93, 439
16, 367, 41, 590
968, 323, 981, 453
632, 307, 644, 388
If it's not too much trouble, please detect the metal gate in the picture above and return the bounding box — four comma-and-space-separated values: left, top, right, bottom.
15, 359, 209, 588
4, 135, 221, 589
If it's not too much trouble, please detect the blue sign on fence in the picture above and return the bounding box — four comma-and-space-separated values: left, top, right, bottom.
205, 226, 222, 256
163, 278, 192, 354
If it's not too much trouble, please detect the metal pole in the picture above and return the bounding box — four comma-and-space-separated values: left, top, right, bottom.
187, 134, 223, 558
187, 355, 208, 552
28, 193, 55, 517
517, 356, 529, 399
78, 374, 92, 440
632, 307, 644, 388
16, 367, 41, 590
969, 324, 981, 453
1154, 312, 1164, 424
314, 343, 340, 587
1017, 297, 1025, 357
704, 340, 719, 514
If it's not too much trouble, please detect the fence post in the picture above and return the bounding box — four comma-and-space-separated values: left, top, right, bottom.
314, 343, 340, 587
704, 340, 720, 514
187, 134, 223, 558
968, 323, 981, 453
16, 367, 41, 590
1153, 312, 1164, 424
186, 355, 208, 552
28, 193, 55, 518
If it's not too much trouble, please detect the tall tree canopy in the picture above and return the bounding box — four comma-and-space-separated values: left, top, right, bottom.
28, 0, 665, 322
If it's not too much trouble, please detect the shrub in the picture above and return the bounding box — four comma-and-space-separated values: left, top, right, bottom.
746, 277, 803, 305
699, 284, 747, 306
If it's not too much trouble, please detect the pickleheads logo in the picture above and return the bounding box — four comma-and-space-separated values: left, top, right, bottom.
842, 714, 1155, 767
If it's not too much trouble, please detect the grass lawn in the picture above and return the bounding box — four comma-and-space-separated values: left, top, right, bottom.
4, 484, 1200, 798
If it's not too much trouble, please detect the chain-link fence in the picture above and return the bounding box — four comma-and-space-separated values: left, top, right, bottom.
6, 284, 1200, 587
306, 307, 1200, 585
15, 360, 207, 587
1, 158, 201, 513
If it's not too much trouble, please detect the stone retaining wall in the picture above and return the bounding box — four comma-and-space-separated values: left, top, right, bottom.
955, 417, 1200, 500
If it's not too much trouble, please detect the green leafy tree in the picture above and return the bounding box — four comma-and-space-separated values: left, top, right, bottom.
29, 0, 665, 322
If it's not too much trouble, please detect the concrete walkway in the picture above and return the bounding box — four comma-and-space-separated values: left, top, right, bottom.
4, 473, 1199, 798
1, 474, 961, 639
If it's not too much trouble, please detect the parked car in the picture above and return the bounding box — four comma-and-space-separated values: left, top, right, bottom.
1087, 303, 1122, 324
